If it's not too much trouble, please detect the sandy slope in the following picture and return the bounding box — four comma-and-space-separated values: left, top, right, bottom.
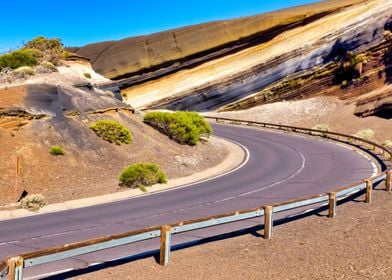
210, 95, 392, 143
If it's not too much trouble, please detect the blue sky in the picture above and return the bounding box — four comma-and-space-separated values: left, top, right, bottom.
1, 0, 320, 53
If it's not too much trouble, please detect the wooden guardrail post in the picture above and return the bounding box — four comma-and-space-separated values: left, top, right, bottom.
264, 206, 273, 239
7, 256, 23, 280
365, 180, 372, 204
159, 225, 172, 266
386, 171, 391, 192
328, 192, 337, 218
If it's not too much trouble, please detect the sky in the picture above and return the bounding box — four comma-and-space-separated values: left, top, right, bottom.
1, 0, 321, 53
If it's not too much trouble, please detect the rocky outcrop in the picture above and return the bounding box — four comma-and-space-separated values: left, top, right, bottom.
7, 84, 132, 117
73, 0, 364, 81
118, 0, 391, 111
355, 91, 392, 118
219, 38, 392, 112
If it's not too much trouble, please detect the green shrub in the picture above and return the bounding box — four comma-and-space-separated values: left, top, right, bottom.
144, 111, 212, 145
50, 145, 65, 155
119, 163, 167, 189
24, 36, 64, 65
311, 124, 330, 137
90, 119, 132, 145
20, 194, 46, 212
354, 129, 375, 140
0, 36, 65, 70
83, 72, 92, 79
0, 49, 40, 69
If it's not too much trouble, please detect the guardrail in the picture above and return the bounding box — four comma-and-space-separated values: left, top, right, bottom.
1, 117, 391, 279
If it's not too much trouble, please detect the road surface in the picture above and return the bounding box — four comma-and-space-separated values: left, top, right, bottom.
0, 123, 375, 279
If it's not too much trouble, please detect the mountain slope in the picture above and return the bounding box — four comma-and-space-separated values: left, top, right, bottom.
118, 0, 391, 111
72, 0, 365, 81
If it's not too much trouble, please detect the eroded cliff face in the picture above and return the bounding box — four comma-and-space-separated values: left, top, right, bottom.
220, 37, 392, 113
73, 0, 391, 112
119, 0, 392, 111
73, 0, 364, 81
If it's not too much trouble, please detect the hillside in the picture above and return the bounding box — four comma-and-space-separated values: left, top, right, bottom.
72, 0, 364, 81
0, 61, 227, 207
115, 0, 391, 111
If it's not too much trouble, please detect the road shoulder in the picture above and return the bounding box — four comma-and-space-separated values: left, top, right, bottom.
0, 136, 246, 220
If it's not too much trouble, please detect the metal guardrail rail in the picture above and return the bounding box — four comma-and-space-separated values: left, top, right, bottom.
1, 117, 391, 279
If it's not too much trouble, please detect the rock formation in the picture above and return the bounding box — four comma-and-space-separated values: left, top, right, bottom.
73, 0, 392, 113
72, 0, 364, 81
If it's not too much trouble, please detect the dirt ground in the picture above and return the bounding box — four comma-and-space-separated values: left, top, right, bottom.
0, 66, 229, 207
0, 114, 228, 207
73, 183, 392, 280
211, 96, 392, 143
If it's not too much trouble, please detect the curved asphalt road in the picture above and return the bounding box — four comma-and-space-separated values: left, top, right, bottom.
0, 123, 375, 279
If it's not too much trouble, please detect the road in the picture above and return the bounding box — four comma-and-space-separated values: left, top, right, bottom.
0, 123, 375, 279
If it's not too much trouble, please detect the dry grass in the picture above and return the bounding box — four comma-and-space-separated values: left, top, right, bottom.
20, 194, 46, 212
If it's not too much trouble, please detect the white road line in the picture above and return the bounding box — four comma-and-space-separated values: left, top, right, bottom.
110, 137, 251, 202
325, 141, 378, 176
238, 151, 306, 197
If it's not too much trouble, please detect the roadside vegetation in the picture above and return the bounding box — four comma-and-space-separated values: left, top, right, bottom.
20, 194, 46, 212
144, 111, 212, 145
354, 128, 375, 140
90, 119, 132, 145
119, 163, 167, 190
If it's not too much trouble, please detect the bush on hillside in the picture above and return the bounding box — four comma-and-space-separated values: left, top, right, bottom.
0, 36, 65, 71
50, 145, 65, 155
354, 128, 375, 140
90, 119, 132, 145
119, 163, 167, 189
144, 111, 212, 145
20, 194, 46, 212
24, 36, 65, 65
83, 72, 92, 79
0, 49, 40, 69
